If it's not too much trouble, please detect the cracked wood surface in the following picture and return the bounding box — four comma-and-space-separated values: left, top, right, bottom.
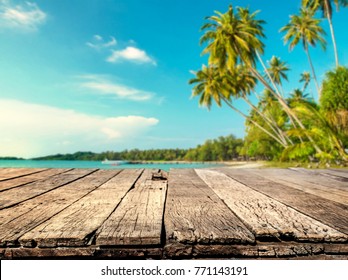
96, 169, 167, 246
0, 169, 89, 209
19, 169, 142, 247
0, 168, 48, 181
0, 167, 347, 259
249, 169, 348, 206
0, 168, 69, 192
164, 169, 255, 246
294, 168, 348, 181
196, 169, 347, 242
220, 168, 348, 235
0, 170, 120, 247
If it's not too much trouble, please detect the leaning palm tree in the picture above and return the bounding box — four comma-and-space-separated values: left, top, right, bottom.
189, 65, 288, 147
199, 5, 324, 154
280, 8, 327, 98
266, 56, 290, 96
302, 0, 348, 67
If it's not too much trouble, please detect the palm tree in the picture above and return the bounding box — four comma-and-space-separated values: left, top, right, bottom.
189, 65, 288, 147
266, 56, 290, 96
225, 64, 290, 145
299, 71, 311, 92
199, 5, 324, 154
280, 8, 326, 98
200, 5, 265, 71
302, 0, 348, 67
288, 89, 311, 103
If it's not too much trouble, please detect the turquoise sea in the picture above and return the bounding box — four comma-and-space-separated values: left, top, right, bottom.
0, 160, 224, 171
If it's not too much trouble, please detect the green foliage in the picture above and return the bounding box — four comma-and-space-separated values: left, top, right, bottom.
320, 66, 348, 147
184, 135, 244, 161
189, 3, 348, 163
241, 95, 286, 160
33, 135, 244, 162
321, 66, 348, 111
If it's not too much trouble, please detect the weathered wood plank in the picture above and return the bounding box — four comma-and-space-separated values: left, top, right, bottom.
0, 169, 121, 247
165, 242, 348, 259
0, 168, 68, 192
2, 247, 162, 259
0, 169, 92, 209
287, 168, 348, 189
315, 169, 348, 180
250, 169, 348, 205
196, 169, 347, 242
19, 169, 143, 247
221, 169, 348, 235
2, 244, 348, 259
164, 169, 255, 248
0, 168, 47, 181
96, 169, 167, 246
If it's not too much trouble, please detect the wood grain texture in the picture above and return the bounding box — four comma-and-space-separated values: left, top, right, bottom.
0, 169, 120, 247
0, 169, 91, 209
250, 169, 348, 205
2, 244, 348, 259
0, 168, 68, 192
221, 169, 348, 235
164, 169, 255, 246
0, 168, 47, 181
314, 169, 348, 181
287, 168, 348, 190
19, 169, 143, 247
294, 168, 348, 183
96, 169, 167, 246
196, 169, 347, 242
2, 247, 162, 259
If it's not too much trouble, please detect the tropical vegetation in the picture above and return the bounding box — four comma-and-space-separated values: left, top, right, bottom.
31, 134, 244, 162
190, 1, 348, 164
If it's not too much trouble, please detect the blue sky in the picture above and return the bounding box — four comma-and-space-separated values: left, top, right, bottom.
0, 0, 347, 158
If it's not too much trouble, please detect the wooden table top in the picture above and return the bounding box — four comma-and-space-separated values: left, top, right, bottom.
0, 167, 347, 259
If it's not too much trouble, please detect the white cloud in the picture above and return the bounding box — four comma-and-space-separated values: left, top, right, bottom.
86, 35, 117, 50
0, 99, 159, 158
78, 75, 155, 101
0, 1, 46, 31
107, 46, 156, 65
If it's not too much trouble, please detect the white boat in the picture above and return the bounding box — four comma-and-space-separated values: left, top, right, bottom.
101, 159, 127, 165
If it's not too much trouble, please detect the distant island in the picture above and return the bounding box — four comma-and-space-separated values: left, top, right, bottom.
31, 134, 244, 162
0, 157, 24, 160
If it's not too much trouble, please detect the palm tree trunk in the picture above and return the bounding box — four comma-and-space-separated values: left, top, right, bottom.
220, 96, 288, 147
242, 96, 290, 146
238, 49, 323, 153
248, 65, 325, 153
304, 44, 321, 98
324, 0, 339, 67
256, 51, 283, 97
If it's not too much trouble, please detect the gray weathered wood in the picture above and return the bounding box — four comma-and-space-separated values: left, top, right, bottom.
0, 169, 121, 247
19, 169, 143, 247
196, 169, 347, 242
0, 168, 47, 181
96, 169, 167, 246
288, 168, 348, 189
0, 167, 347, 260
250, 169, 348, 205
311, 169, 348, 181
221, 169, 348, 235
164, 169, 255, 247
0, 168, 68, 192
0, 169, 92, 209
